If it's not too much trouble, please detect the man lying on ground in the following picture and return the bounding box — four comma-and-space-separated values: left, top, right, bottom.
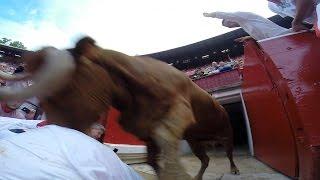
0, 124, 142, 180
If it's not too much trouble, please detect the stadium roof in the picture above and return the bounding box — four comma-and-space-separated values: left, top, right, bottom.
144, 15, 293, 70
0, 15, 293, 68
0, 44, 31, 63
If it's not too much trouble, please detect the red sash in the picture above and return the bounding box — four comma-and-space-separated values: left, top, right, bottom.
1, 103, 14, 113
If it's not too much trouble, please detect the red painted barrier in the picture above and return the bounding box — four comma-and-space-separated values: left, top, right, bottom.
242, 40, 298, 178
194, 70, 241, 92
243, 32, 320, 180
103, 107, 144, 145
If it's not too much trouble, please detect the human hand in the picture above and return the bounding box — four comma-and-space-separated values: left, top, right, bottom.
203, 12, 215, 17
292, 19, 309, 32
203, 12, 210, 17
234, 36, 253, 42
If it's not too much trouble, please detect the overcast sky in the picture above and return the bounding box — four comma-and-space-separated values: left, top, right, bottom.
0, 0, 274, 55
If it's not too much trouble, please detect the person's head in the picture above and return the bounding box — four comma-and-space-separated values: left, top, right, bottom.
222, 20, 240, 28
212, 62, 218, 68
88, 123, 105, 140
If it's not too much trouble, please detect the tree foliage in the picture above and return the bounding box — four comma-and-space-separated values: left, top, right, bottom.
0, 37, 27, 49
0, 38, 11, 44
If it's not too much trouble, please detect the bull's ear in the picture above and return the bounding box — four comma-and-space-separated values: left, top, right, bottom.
74, 36, 96, 55
74, 36, 101, 60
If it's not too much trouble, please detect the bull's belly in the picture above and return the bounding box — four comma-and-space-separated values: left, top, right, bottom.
117, 114, 155, 141
183, 122, 232, 141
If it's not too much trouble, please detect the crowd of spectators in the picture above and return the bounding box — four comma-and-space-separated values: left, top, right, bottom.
188, 56, 243, 80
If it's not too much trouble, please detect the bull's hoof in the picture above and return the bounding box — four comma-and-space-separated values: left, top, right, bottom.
231, 167, 240, 175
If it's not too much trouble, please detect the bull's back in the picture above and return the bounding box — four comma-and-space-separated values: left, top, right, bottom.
105, 50, 190, 98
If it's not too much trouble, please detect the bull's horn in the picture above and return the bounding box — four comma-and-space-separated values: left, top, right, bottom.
0, 48, 76, 101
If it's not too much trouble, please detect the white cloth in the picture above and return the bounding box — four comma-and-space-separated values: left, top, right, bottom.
0, 117, 41, 139
207, 11, 291, 40
0, 125, 142, 180
24, 97, 40, 106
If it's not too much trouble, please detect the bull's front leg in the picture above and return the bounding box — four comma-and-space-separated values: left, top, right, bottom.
153, 123, 191, 180
146, 139, 162, 175
153, 99, 195, 180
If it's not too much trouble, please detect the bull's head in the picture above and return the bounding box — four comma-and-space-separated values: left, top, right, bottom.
0, 46, 76, 101
0, 36, 157, 105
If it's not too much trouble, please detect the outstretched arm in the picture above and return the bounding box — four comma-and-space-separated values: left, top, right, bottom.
292, 0, 316, 31
203, 12, 240, 21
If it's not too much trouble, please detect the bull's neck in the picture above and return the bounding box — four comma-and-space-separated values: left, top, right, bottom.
109, 74, 133, 112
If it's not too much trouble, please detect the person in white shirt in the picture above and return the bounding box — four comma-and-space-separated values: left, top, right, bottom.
268, 0, 319, 32
0, 125, 142, 180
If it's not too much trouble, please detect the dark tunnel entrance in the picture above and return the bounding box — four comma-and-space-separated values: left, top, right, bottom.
223, 102, 248, 149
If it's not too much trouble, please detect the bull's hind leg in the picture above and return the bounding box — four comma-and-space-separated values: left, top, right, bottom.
220, 137, 240, 175
187, 139, 209, 180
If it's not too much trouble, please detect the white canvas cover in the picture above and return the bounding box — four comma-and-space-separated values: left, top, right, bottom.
0, 117, 41, 139
0, 122, 142, 180
205, 11, 291, 40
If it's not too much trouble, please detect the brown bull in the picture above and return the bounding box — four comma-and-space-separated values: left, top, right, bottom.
0, 37, 239, 180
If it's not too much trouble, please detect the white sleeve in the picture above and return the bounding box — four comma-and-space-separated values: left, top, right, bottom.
15, 110, 27, 119
206, 11, 243, 22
